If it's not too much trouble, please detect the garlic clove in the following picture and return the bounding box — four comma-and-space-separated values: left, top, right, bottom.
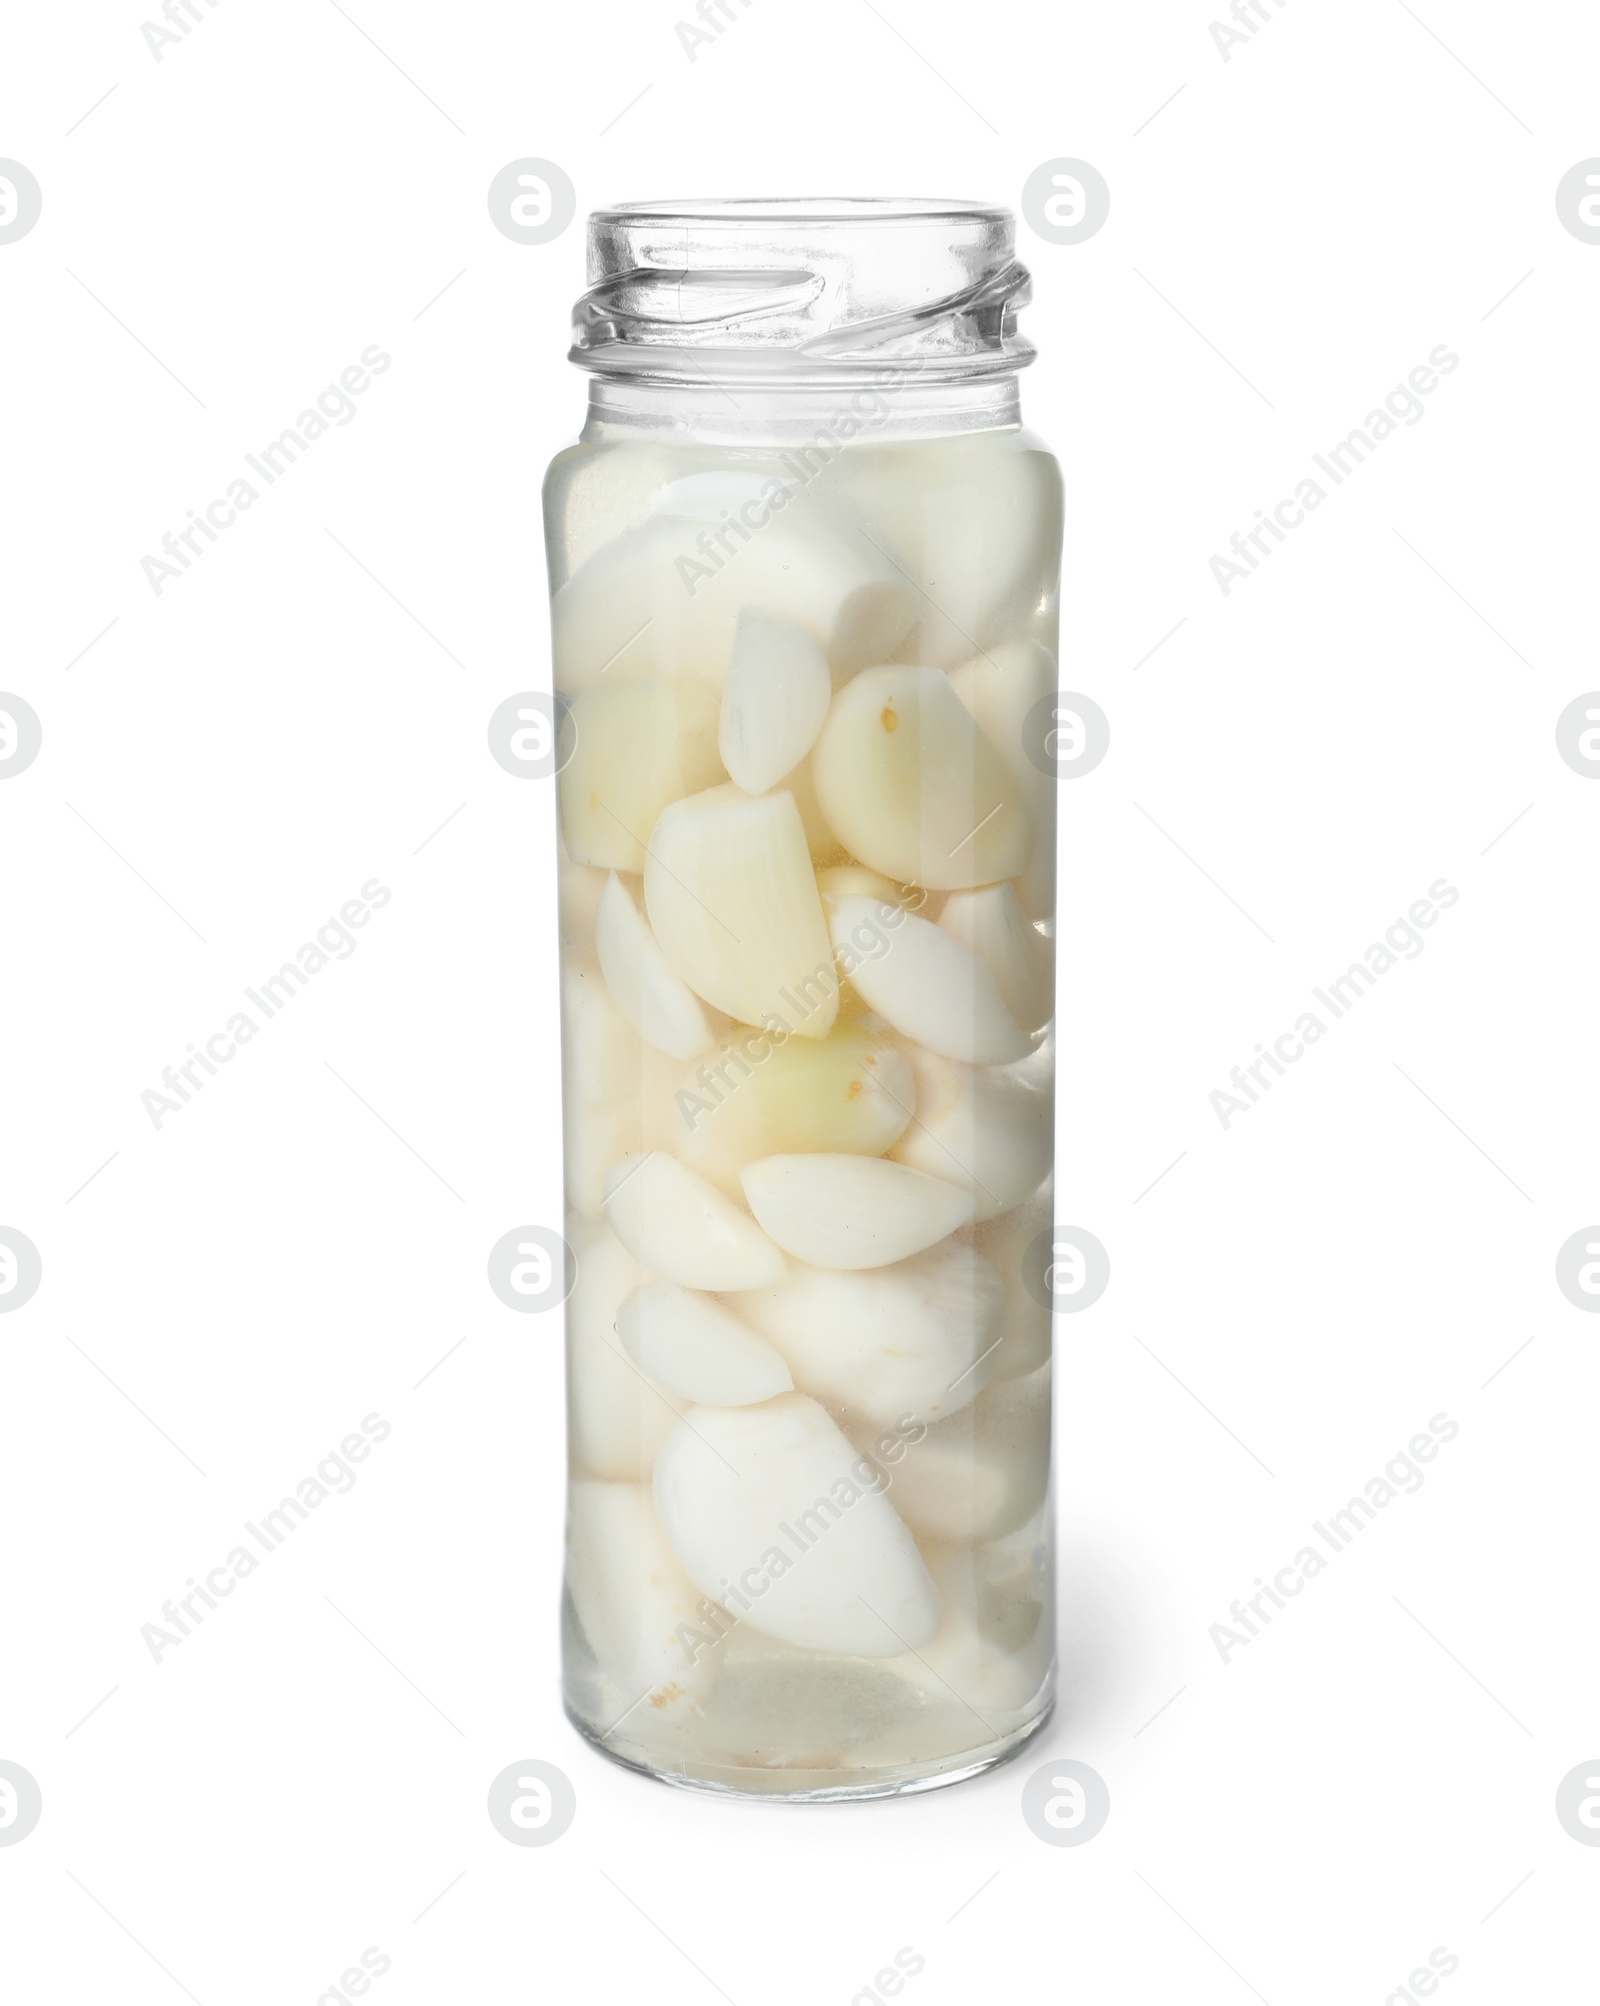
864, 1363, 1051, 1544
558, 678, 725, 873
618, 1281, 794, 1406
603, 1150, 787, 1290
551, 515, 915, 692
674, 1021, 914, 1199
596, 872, 714, 1061
652, 1393, 940, 1657
719, 610, 833, 796
888, 1044, 1051, 1222
566, 1480, 713, 1720
811, 666, 1032, 891
645, 784, 839, 1038
731, 1239, 1003, 1425
948, 639, 1058, 919
566, 1229, 686, 1479
741, 1153, 973, 1269
826, 895, 1029, 1064
937, 882, 1054, 1035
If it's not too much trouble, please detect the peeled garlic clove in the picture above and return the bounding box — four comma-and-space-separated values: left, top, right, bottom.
719, 610, 832, 795
816, 863, 907, 905
596, 872, 713, 1061
562, 957, 642, 1218
618, 1281, 794, 1406
948, 640, 1056, 793
674, 1022, 914, 1199
567, 1229, 685, 1479
969, 1190, 1054, 1380
558, 678, 725, 873
741, 1154, 973, 1269
937, 883, 1053, 1035
827, 895, 1029, 1064
645, 785, 838, 1037
603, 1151, 787, 1290
732, 1239, 1003, 1425
889, 1045, 1051, 1222
566, 1481, 714, 1719
869, 1364, 1051, 1543
652, 1393, 939, 1658
551, 516, 915, 692
811, 667, 1032, 891
878, 1538, 1049, 1720
948, 640, 1058, 919
846, 437, 1063, 669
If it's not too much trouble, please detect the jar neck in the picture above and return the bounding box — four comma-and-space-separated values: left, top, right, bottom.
581, 367, 1022, 447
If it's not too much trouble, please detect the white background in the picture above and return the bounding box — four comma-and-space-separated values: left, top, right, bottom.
3, 1, 1598, 2000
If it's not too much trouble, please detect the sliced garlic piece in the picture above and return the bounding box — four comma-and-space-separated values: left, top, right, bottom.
566, 1229, 685, 1479
652, 1393, 940, 1657
603, 1151, 787, 1290
618, 1281, 794, 1406
811, 666, 1032, 891
551, 516, 915, 692
889, 1045, 1051, 1222
674, 1022, 914, 1200
645, 785, 838, 1038
871, 1364, 1051, 1543
827, 895, 1029, 1064
937, 883, 1054, 1035
741, 1154, 973, 1269
732, 1239, 1003, 1425
596, 872, 714, 1061
566, 1480, 714, 1719
558, 678, 724, 873
719, 610, 832, 795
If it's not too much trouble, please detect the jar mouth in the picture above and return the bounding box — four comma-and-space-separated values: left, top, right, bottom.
573, 196, 1034, 383
593, 196, 1011, 226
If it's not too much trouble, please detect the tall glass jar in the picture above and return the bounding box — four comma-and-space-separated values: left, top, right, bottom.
547, 199, 1060, 1799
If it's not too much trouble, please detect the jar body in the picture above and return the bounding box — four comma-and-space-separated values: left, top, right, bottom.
547, 400, 1060, 1797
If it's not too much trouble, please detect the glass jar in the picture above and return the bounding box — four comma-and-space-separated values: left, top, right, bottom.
547, 198, 1060, 1799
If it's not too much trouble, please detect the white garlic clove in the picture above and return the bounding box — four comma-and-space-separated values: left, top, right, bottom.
842, 437, 1063, 669
741, 1153, 974, 1269
971, 1190, 1054, 1380
731, 1239, 1003, 1425
888, 1044, 1051, 1222
811, 666, 1032, 891
551, 515, 915, 692
827, 895, 1029, 1064
645, 784, 838, 1037
948, 639, 1058, 919
652, 1393, 940, 1658
815, 863, 908, 905
618, 1281, 794, 1406
566, 1229, 686, 1479
566, 1480, 714, 1719
674, 1022, 915, 1199
865, 1364, 1051, 1544
596, 872, 714, 1061
561, 957, 642, 1218
603, 1151, 787, 1290
937, 882, 1054, 1035
719, 610, 833, 796
558, 678, 725, 873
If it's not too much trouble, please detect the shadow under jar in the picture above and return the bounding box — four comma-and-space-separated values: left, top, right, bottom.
547, 198, 1061, 1799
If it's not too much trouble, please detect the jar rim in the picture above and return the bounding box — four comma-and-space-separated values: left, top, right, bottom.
591, 196, 1010, 227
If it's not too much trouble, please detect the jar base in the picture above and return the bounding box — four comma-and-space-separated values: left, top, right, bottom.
564, 1695, 1054, 1803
